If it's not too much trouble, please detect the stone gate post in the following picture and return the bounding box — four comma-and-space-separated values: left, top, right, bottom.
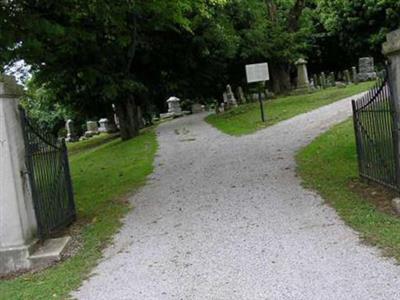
383, 29, 400, 109
0, 75, 38, 275
383, 29, 400, 186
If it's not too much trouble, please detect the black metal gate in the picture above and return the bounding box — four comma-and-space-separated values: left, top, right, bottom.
352, 75, 399, 190
19, 108, 76, 239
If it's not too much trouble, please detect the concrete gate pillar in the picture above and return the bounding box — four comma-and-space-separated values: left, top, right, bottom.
0, 75, 38, 275
383, 29, 400, 109
383, 29, 400, 186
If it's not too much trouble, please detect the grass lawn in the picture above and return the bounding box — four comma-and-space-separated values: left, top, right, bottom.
67, 132, 120, 155
206, 82, 374, 136
0, 129, 158, 300
297, 119, 400, 261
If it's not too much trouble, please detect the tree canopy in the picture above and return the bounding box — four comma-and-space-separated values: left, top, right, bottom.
1, 0, 399, 139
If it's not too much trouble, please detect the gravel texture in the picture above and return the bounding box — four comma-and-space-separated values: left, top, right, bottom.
73, 93, 400, 300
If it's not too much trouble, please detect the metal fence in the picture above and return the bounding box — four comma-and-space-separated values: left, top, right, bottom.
20, 107, 76, 239
352, 75, 399, 190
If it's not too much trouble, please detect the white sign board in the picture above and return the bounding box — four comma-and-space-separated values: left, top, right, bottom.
245, 63, 270, 83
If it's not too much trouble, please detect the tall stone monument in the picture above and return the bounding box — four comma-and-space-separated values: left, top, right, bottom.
329, 72, 335, 87
295, 58, 310, 91
344, 69, 351, 85
313, 74, 319, 89
358, 57, 377, 81
226, 84, 238, 108
237, 86, 246, 104
320, 72, 327, 89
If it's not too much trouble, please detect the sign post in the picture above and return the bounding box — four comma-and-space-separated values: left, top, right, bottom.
245, 63, 270, 122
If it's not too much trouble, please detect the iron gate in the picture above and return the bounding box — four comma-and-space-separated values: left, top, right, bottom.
352, 75, 399, 190
19, 107, 76, 239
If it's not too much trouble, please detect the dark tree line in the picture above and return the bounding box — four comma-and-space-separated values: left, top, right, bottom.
1, 0, 399, 140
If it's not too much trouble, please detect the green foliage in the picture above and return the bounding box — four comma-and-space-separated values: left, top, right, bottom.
206, 82, 373, 136
0, 0, 202, 111
0, 129, 158, 300
0, 0, 316, 117
21, 79, 72, 134
315, 0, 400, 64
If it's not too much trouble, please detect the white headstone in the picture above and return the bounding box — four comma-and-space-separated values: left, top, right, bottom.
167, 96, 182, 114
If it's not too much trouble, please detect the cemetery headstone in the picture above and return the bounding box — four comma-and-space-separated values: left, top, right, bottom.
220, 102, 225, 113
85, 121, 99, 138
310, 78, 315, 89
358, 57, 377, 81
226, 84, 238, 108
351, 66, 359, 84
237, 86, 247, 104
112, 104, 120, 129
321, 72, 327, 89
344, 69, 351, 85
223, 92, 228, 105
99, 118, 114, 133
329, 72, 336, 87
295, 58, 310, 91
313, 74, 319, 89
337, 71, 343, 81
66, 119, 78, 142
167, 96, 182, 115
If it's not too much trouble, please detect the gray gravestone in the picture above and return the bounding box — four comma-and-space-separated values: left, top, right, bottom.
344, 69, 351, 85
358, 57, 377, 81
352, 66, 359, 84
226, 84, 238, 108
310, 78, 315, 89
320, 73, 326, 89
237, 86, 246, 104
85, 121, 99, 138
329, 72, 335, 87
313, 74, 319, 89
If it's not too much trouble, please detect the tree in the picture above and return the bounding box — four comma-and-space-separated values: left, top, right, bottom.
0, 0, 197, 140
315, 0, 400, 69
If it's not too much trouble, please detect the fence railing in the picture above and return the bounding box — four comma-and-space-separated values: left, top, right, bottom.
352, 75, 399, 191
19, 107, 76, 239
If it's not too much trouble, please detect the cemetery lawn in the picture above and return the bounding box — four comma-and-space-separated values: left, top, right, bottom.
206, 82, 373, 136
297, 120, 400, 262
0, 129, 158, 300
67, 132, 120, 155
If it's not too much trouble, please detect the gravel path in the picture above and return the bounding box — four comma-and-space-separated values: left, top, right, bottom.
73, 93, 400, 300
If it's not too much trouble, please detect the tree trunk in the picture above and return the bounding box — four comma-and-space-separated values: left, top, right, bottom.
270, 64, 291, 94
115, 96, 140, 141
288, 0, 306, 32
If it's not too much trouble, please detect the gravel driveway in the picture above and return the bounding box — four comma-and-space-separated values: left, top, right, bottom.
73, 93, 400, 300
